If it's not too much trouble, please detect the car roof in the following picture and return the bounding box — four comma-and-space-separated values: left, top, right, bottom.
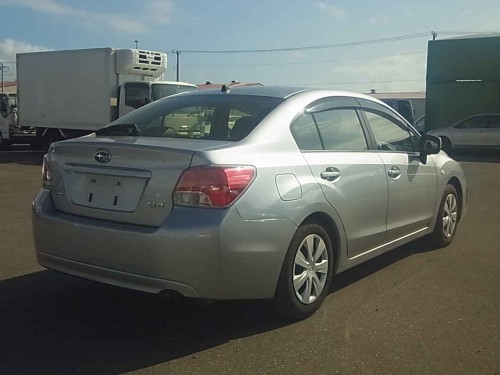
184, 85, 383, 102
187, 85, 309, 99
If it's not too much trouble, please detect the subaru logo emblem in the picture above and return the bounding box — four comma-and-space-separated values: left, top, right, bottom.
95, 151, 111, 163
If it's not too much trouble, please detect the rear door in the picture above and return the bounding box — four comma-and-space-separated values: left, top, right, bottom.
291, 97, 388, 258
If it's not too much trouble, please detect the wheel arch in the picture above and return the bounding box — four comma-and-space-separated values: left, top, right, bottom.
441, 136, 453, 150
300, 212, 342, 271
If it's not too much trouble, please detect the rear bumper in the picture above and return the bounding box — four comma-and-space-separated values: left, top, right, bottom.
32, 189, 297, 300
37, 251, 201, 297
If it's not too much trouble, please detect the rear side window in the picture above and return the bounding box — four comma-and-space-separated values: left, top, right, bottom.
314, 109, 368, 151
290, 108, 368, 151
290, 112, 322, 150
455, 116, 489, 129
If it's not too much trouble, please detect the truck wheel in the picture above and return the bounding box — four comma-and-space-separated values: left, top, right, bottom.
270, 223, 334, 320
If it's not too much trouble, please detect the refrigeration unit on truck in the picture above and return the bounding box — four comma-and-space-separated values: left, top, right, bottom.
16, 48, 198, 149
0, 92, 36, 148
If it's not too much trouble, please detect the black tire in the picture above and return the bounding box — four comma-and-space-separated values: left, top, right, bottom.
441, 137, 452, 154
0, 133, 10, 150
428, 184, 459, 248
270, 223, 334, 320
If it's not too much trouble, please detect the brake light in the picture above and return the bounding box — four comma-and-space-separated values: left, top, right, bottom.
42, 154, 51, 189
173, 166, 256, 208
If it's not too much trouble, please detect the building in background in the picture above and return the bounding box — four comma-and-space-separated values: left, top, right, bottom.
426, 34, 500, 130
1, 80, 17, 93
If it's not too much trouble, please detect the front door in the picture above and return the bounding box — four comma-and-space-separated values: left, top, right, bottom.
362, 110, 438, 240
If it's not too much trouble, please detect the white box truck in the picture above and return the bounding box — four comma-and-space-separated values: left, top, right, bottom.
16, 48, 197, 149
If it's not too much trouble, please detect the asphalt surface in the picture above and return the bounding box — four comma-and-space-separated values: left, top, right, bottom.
0, 147, 499, 375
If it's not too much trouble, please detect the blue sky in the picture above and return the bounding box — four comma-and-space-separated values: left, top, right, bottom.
1, 0, 499, 92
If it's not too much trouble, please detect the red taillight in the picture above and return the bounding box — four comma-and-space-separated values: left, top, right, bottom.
42, 154, 51, 189
173, 166, 256, 208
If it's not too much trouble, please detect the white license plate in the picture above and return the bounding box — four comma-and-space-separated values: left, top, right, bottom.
72, 173, 145, 212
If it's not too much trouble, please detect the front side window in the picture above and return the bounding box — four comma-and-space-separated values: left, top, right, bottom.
489, 115, 500, 128
125, 82, 150, 109
364, 111, 415, 152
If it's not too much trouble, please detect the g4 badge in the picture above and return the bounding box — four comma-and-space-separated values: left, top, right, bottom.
147, 202, 166, 209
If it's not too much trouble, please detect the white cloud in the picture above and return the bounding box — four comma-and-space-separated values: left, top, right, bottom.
290, 51, 307, 59
315, 2, 347, 20
0, 39, 51, 81
0, 39, 51, 62
326, 53, 427, 92
1, 0, 176, 35
369, 14, 390, 26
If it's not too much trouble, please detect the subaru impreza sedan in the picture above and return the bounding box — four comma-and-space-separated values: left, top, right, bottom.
33, 86, 466, 320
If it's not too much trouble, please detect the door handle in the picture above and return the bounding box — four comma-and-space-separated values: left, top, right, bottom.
320, 167, 341, 181
387, 166, 401, 178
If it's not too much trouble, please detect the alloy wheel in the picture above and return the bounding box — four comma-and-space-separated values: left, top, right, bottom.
293, 234, 329, 304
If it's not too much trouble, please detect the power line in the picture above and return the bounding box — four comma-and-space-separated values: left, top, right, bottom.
175, 32, 431, 54
181, 51, 426, 68
174, 30, 498, 55
295, 79, 424, 86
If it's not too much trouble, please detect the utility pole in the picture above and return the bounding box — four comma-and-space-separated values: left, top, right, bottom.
0, 62, 6, 92
431, 31, 438, 41
172, 50, 181, 81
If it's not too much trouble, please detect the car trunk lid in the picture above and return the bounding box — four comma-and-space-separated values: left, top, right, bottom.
48, 136, 228, 226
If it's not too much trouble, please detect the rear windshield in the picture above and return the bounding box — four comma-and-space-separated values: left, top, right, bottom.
111, 94, 283, 141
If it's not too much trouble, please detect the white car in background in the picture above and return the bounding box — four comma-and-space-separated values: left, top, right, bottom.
428, 114, 500, 153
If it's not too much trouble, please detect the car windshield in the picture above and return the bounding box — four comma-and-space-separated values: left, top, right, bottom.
108, 93, 284, 141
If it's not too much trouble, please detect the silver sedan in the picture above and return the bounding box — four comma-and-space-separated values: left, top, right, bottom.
32, 86, 467, 319
428, 113, 500, 152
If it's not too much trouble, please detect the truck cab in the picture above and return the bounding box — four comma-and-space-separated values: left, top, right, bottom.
1, 92, 37, 148
118, 81, 198, 117
1, 93, 36, 148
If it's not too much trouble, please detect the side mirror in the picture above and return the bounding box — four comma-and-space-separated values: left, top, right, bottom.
419, 134, 441, 164
0, 102, 8, 112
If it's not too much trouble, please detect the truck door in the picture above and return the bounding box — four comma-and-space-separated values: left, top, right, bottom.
0, 94, 10, 142
119, 82, 151, 118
